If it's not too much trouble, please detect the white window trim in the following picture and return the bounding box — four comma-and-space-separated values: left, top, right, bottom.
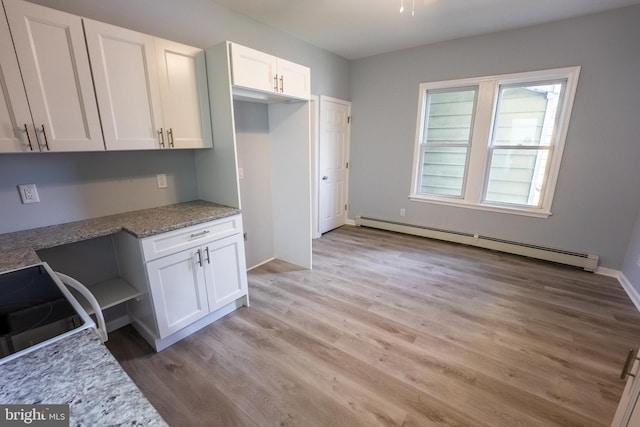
409, 66, 581, 218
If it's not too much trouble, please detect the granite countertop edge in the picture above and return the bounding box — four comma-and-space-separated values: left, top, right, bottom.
0, 329, 168, 426
0, 200, 240, 273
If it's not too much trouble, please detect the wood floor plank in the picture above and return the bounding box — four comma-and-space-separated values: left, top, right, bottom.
107, 225, 640, 426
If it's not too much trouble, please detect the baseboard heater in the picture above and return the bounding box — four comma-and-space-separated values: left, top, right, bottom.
355, 216, 599, 272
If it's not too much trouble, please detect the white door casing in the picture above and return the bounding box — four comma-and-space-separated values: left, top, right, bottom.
319, 96, 351, 234
4, 0, 104, 151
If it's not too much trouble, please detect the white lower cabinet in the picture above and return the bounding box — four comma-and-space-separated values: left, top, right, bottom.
114, 214, 249, 351
147, 247, 209, 338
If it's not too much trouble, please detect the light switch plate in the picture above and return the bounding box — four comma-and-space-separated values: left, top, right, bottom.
156, 174, 168, 189
18, 184, 40, 204
238, 168, 244, 180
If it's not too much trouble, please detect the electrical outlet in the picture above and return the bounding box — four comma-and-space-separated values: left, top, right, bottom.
18, 184, 40, 204
238, 168, 244, 180
400, 208, 406, 217
156, 174, 168, 189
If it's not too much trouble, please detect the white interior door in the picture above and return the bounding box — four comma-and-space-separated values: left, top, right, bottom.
319, 96, 351, 234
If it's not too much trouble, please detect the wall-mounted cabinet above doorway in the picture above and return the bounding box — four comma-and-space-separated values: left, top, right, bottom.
229, 42, 310, 103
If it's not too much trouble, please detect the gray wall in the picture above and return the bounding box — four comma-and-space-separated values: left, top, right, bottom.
0, 151, 198, 233
234, 101, 274, 269
28, 0, 350, 98
622, 209, 640, 291
1, 0, 350, 233
349, 5, 640, 269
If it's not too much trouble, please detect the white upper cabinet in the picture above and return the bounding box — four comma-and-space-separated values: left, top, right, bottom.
155, 39, 212, 149
84, 19, 164, 151
230, 43, 278, 94
0, 7, 34, 153
3, 0, 105, 152
275, 57, 311, 100
85, 20, 212, 150
230, 43, 310, 100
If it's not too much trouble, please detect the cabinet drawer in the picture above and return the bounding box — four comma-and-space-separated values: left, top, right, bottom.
141, 215, 241, 261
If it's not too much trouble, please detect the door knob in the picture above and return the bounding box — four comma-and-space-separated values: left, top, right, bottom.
322, 176, 328, 180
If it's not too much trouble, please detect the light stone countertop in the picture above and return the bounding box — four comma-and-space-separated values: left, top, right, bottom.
0, 329, 168, 426
0, 200, 240, 273
0, 199, 241, 424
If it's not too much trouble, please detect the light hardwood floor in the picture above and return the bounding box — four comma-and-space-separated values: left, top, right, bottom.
107, 225, 640, 426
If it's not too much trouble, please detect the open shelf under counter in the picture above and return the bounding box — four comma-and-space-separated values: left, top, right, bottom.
69, 276, 141, 315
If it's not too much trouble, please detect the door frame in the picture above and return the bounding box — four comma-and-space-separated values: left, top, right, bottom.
310, 95, 321, 238
315, 95, 352, 237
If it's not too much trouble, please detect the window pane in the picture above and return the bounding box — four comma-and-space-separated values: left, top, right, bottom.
418, 88, 476, 197
485, 148, 550, 206
420, 146, 468, 197
424, 89, 476, 144
493, 83, 564, 147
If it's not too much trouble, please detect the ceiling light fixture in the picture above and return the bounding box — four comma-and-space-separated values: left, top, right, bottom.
399, 0, 415, 16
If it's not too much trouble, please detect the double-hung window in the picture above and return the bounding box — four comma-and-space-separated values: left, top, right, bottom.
410, 67, 580, 217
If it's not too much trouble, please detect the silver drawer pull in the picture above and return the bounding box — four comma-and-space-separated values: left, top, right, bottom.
190, 230, 210, 238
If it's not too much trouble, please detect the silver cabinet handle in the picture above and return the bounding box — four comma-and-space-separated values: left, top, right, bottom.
322, 176, 328, 181
273, 75, 279, 92
620, 349, 640, 380
40, 124, 50, 151
196, 248, 203, 267
158, 128, 165, 148
23, 124, 33, 151
168, 128, 174, 148
279, 75, 284, 93
190, 230, 210, 238
204, 246, 211, 264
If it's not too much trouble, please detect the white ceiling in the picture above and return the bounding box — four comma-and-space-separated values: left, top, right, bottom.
211, 0, 640, 60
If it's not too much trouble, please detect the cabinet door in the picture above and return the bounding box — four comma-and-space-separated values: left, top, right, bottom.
230, 43, 278, 94
155, 38, 212, 149
3, 0, 104, 151
277, 58, 310, 100
146, 248, 209, 338
612, 353, 640, 426
0, 8, 35, 153
84, 19, 164, 150
203, 234, 248, 312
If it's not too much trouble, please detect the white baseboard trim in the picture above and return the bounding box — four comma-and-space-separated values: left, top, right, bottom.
619, 273, 640, 312
345, 218, 356, 226
595, 267, 621, 278
247, 257, 276, 271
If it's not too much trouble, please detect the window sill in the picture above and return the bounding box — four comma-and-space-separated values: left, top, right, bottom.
408, 195, 552, 218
